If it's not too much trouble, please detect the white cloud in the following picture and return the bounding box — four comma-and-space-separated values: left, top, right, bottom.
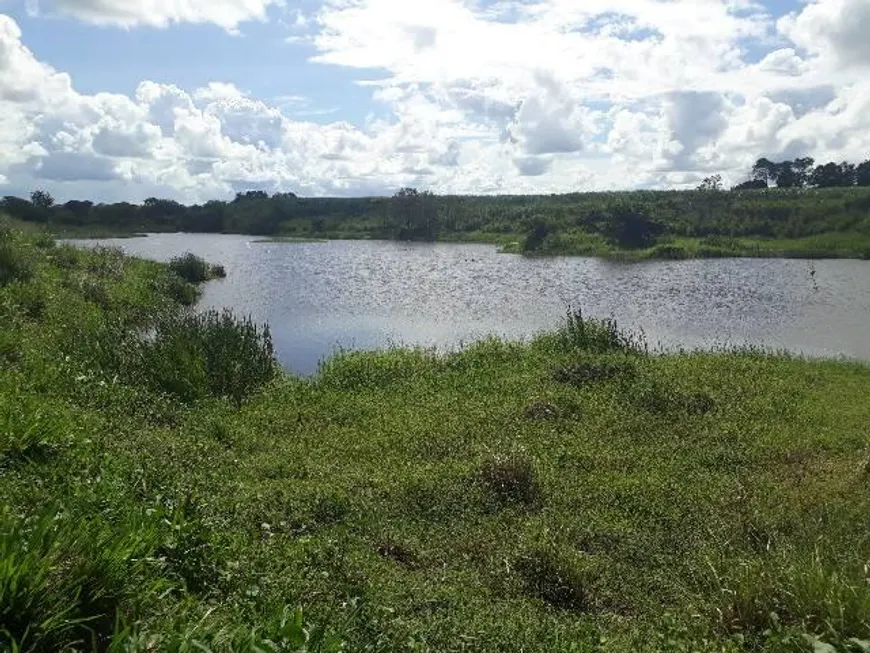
31, 0, 282, 30
3, 0, 870, 201
779, 0, 870, 70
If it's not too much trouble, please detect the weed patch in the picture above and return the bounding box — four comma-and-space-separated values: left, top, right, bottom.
477, 455, 542, 509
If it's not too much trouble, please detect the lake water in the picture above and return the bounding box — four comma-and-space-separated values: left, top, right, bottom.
75, 233, 870, 375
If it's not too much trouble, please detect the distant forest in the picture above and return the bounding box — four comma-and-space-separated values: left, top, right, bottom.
4, 157, 870, 256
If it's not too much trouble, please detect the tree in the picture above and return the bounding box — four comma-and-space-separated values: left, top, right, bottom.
30, 190, 55, 210
600, 203, 663, 249
751, 158, 777, 186
856, 160, 870, 187
732, 179, 768, 191
522, 215, 551, 252
775, 161, 800, 188
389, 188, 439, 241
811, 162, 854, 188
793, 157, 815, 186
697, 175, 723, 192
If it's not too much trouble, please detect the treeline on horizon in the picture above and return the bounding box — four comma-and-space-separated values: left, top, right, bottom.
4, 155, 870, 249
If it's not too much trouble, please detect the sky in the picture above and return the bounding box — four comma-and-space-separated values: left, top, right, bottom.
0, 0, 869, 202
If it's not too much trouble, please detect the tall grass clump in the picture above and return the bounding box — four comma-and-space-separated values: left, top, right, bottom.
0, 231, 34, 288
142, 309, 275, 404
0, 509, 168, 652
560, 309, 646, 354
168, 253, 225, 284
0, 391, 64, 465
714, 551, 870, 645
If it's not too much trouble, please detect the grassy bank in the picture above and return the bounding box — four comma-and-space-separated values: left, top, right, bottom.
2, 223, 870, 651
9, 185, 870, 260
500, 231, 870, 260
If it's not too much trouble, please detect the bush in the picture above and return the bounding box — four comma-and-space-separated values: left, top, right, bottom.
168, 253, 212, 284
142, 309, 276, 405
714, 553, 870, 643
209, 264, 227, 279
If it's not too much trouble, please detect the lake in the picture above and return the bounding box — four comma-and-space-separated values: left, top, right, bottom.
75, 233, 870, 375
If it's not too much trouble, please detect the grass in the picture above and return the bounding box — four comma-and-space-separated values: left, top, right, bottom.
501, 231, 870, 260
2, 220, 870, 651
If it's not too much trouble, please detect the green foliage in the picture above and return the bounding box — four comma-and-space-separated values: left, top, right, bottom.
8, 180, 870, 259
0, 238, 34, 288
550, 309, 647, 355
141, 309, 275, 404
168, 252, 212, 284
3, 228, 870, 650
0, 391, 64, 465
714, 551, 870, 646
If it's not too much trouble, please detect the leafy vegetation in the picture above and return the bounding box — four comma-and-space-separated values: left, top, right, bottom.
2, 220, 870, 651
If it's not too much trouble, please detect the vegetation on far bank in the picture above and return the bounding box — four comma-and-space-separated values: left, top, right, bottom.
3, 221, 870, 651
6, 155, 870, 260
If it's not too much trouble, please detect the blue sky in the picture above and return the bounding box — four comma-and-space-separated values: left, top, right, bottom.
0, 0, 867, 202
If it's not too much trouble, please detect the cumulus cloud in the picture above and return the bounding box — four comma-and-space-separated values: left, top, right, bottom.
779, 0, 870, 70
3, 0, 870, 200
31, 0, 281, 30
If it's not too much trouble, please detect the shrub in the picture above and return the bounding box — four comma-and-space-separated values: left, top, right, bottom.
478, 455, 542, 508
209, 264, 227, 279
168, 253, 212, 284
142, 309, 276, 405
160, 274, 200, 306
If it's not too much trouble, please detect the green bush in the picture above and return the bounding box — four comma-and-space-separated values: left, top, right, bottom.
142, 309, 276, 404
168, 253, 211, 284
0, 509, 168, 652
0, 391, 64, 465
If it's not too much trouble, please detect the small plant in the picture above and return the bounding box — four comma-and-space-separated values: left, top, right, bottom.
478, 455, 542, 508
0, 393, 63, 465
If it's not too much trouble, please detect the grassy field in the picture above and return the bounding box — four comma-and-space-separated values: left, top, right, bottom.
2, 221, 870, 652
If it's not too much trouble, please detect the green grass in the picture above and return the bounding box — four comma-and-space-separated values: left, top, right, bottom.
2, 220, 870, 651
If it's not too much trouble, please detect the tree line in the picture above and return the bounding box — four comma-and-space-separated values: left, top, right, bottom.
4, 155, 870, 250
730, 157, 870, 190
